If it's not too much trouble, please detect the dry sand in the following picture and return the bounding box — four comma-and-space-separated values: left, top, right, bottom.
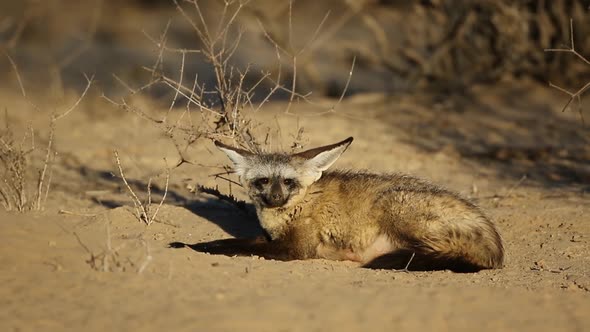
0, 79, 589, 331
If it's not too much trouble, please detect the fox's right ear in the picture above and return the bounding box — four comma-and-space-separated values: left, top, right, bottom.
214, 141, 254, 176
294, 137, 353, 182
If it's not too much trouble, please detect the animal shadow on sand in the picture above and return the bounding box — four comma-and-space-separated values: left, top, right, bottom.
70, 165, 264, 239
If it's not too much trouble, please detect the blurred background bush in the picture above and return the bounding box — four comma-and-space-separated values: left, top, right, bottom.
0, 0, 588, 100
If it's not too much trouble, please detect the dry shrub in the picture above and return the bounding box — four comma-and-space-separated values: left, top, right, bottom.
103, 0, 356, 216
5, 1, 587, 99
0, 117, 54, 211
0, 54, 93, 212
365, 1, 590, 89
97, 0, 354, 220
106, 0, 353, 150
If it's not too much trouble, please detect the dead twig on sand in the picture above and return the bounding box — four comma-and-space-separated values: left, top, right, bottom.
113, 151, 169, 226
73, 216, 154, 273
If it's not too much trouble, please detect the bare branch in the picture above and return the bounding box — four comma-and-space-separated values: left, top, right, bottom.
549, 81, 590, 124
35, 119, 55, 210
330, 56, 356, 112
545, 19, 589, 124
297, 11, 330, 56
143, 29, 202, 54
148, 19, 171, 84
5, 52, 26, 97
54, 74, 94, 121
165, 50, 187, 122
543, 19, 589, 66
113, 151, 169, 225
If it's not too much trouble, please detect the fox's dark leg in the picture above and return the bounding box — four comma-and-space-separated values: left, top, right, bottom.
169, 235, 301, 261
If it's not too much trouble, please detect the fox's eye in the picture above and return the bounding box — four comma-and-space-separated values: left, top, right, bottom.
255, 178, 269, 186
283, 179, 295, 186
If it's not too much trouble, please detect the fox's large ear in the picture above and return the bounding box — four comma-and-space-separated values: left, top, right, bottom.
214, 141, 254, 176
294, 137, 353, 172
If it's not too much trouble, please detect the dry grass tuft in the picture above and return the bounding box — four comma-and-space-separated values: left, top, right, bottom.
73, 216, 153, 273
113, 150, 169, 226
0, 53, 93, 212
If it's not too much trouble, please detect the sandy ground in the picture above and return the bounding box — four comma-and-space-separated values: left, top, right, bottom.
1, 79, 589, 331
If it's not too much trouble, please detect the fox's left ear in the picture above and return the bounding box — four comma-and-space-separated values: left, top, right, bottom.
294, 137, 353, 173
214, 141, 254, 176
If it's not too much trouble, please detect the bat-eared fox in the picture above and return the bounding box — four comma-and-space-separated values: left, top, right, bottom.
171, 137, 504, 272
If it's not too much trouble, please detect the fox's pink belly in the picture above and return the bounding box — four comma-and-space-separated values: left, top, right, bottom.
315, 234, 396, 264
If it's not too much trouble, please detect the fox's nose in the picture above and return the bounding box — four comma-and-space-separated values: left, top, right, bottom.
265, 193, 286, 207
265, 181, 287, 207
269, 192, 285, 205
270, 181, 283, 199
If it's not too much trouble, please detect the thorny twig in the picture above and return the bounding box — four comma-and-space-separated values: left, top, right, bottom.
197, 184, 251, 214
53, 74, 95, 121
545, 19, 589, 124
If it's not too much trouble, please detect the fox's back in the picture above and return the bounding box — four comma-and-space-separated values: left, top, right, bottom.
309, 170, 470, 227
302, 171, 445, 250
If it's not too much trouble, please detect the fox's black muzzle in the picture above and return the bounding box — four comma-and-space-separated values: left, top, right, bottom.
262, 181, 289, 207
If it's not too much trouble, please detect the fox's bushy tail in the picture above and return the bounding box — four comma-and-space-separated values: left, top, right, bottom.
366, 215, 504, 272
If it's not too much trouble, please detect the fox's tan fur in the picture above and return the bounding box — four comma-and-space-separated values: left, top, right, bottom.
174, 137, 504, 272
256, 170, 503, 269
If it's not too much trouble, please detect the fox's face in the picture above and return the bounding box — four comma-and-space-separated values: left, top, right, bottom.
215, 137, 353, 209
